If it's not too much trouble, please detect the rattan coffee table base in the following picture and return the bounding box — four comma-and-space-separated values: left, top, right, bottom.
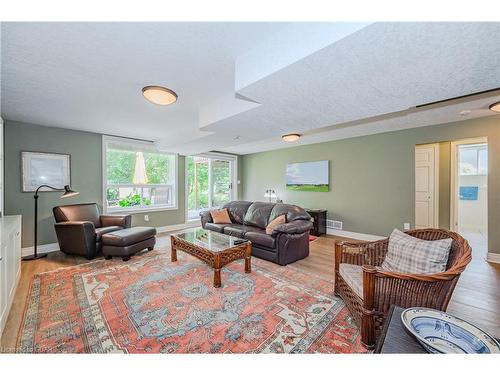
170, 235, 252, 288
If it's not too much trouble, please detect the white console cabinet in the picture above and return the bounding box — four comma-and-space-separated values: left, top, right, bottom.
0, 215, 22, 339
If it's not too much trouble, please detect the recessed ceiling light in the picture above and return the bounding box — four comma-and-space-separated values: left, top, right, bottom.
489, 101, 500, 113
459, 110, 471, 116
142, 86, 178, 106
282, 133, 301, 142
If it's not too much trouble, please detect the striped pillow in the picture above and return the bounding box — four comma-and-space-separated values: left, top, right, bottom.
381, 229, 452, 274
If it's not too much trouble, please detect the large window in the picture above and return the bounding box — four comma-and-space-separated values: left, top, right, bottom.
103, 137, 177, 212
186, 154, 236, 220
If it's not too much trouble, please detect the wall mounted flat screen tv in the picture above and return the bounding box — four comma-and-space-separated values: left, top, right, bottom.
286, 160, 329, 192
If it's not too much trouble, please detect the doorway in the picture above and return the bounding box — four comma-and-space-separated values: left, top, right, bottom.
185, 153, 237, 221
415, 143, 439, 229
450, 138, 488, 243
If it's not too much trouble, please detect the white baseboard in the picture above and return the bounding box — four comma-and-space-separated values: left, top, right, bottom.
486, 252, 500, 264
326, 228, 385, 241
156, 221, 200, 234
21, 222, 201, 256
21, 242, 60, 257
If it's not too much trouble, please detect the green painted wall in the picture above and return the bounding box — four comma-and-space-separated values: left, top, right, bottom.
241, 115, 500, 254
4, 120, 187, 247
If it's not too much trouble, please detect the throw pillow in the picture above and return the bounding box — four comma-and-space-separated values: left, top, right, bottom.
210, 208, 232, 224
381, 229, 452, 274
266, 214, 286, 235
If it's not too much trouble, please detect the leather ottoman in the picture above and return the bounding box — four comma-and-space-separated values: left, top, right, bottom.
102, 226, 157, 261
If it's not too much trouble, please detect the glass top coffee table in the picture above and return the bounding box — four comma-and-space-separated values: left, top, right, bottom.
170, 228, 252, 288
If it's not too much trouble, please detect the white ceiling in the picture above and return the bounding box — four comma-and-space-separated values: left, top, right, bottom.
1, 22, 500, 155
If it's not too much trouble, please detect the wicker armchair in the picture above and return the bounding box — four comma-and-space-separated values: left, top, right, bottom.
334, 228, 472, 349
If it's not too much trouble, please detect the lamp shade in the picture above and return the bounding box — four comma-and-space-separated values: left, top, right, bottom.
264, 189, 277, 198
61, 185, 79, 199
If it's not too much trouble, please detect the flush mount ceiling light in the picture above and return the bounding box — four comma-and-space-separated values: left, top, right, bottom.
489, 101, 500, 113
282, 133, 301, 142
142, 86, 178, 106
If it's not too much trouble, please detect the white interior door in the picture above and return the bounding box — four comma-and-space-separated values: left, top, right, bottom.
415, 144, 439, 229
450, 137, 488, 235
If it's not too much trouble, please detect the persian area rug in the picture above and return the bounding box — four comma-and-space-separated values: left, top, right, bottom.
17, 250, 366, 353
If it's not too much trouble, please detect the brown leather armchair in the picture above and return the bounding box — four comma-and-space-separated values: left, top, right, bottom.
53, 203, 131, 259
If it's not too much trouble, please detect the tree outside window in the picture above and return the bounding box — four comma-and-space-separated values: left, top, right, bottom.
105, 139, 177, 211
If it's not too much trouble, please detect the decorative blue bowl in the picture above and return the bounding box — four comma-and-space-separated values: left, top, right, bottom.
401, 308, 500, 354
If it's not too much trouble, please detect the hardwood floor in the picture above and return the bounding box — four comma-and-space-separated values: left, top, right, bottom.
1, 231, 499, 352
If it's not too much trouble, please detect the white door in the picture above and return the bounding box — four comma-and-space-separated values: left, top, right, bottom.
415, 144, 439, 229
450, 137, 488, 236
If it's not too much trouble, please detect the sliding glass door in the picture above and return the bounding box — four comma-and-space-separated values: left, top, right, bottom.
186, 156, 210, 220
186, 154, 236, 220
211, 159, 232, 207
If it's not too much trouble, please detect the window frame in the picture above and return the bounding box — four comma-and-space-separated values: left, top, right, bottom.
458, 143, 488, 176
102, 135, 178, 214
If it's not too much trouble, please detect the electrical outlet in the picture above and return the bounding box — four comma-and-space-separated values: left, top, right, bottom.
403, 222, 410, 230
144, 214, 149, 222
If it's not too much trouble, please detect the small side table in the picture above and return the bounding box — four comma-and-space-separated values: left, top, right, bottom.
306, 209, 327, 236
375, 305, 500, 353
374, 305, 427, 353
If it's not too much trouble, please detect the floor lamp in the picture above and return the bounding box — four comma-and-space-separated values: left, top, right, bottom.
23, 184, 79, 261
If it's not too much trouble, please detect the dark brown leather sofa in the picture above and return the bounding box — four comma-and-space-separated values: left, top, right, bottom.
200, 201, 313, 265
53, 203, 131, 259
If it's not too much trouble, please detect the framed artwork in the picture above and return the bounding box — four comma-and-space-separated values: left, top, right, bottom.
286, 160, 329, 192
21, 152, 71, 192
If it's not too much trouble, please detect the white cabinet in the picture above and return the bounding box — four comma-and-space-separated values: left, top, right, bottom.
0, 117, 3, 215
0, 215, 22, 339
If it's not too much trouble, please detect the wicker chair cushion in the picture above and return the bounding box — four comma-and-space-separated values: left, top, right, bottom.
339, 263, 363, 298
381, 229, 452, 274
